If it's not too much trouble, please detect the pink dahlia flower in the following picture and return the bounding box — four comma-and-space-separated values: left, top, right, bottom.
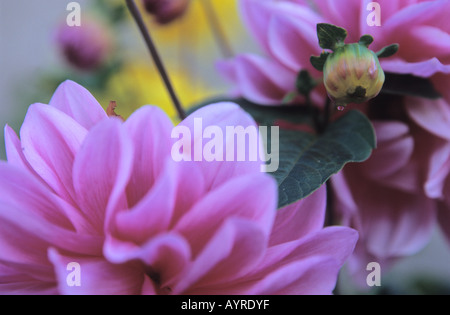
0, 80, 357, 294
332, 115, 439, 284
218, 0, 450, 105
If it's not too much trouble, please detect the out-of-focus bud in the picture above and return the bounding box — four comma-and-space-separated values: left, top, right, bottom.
142, 0, 190, 24
323, 43, 385, 106
55, 18, 112, 71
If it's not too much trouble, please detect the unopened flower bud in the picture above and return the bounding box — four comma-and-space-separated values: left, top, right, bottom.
142, 0, 190, 24
55, 18, 112, 71
323, 43, 385, 106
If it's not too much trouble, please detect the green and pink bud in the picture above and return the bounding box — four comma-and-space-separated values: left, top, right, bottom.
323, 43, 385, 106
310, 24, 398, 108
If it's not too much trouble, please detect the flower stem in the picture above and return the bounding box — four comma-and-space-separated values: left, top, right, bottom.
125, 0, 186, 120
200, 0, 234, 59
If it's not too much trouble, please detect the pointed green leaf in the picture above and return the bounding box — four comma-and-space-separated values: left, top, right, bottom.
272, 110, 376, 208
359, 34, 374, 47
376, 44, 399, 58
310, 51, 330, 72
317, 23, 348, 50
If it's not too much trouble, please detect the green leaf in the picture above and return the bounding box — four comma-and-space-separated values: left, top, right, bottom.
376, 44, 399, 58
310, 51, 330, 72
359, 35, 374, 47
381, 73, 441, 99
317, 23, 348, 50
296, 70, 318, 96
273, 110, 376, 208
189, 98, 376, 209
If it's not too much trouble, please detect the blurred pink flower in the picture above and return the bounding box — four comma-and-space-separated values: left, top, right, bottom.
55, 18, 112, 71
0, 80, 357, 294
332, 116, 440, 284
218, 0, 450, 105
142, 0, 190, 24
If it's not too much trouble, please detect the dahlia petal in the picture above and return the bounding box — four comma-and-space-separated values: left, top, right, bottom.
384, 0, 450, 33
240, 0, 322, 53
424, 141, 450, 199
245, 256, 340, 295
49, 248, 145, 295
362, 122, 414, 179
49, 80, 107, 129
261, 227, 358, 274
20, 103, 88, 203
270, 185, 326, 246
268, 14, 321, 72
112, 159, 177, 244
359, 188, 436, 258
409, 26, 450, 60
124, 106, 174, 207
73, 118, 133, 233
4, 125, 31, 172
105, 233, 191, 292
381, 58, 450, 78
0, 263, 58, 294
406, 97, 450, 140
178, 102, 266, 188
174, 173, 277, 255
174, 218, 267, 294
0, 201, 102, 271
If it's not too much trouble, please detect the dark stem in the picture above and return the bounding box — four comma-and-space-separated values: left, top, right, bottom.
125, 0, 186, 120
200, 0, 234, 59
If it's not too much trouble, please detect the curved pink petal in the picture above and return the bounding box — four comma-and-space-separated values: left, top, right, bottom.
261, 227, 358, 274
73, 118, 133, 233
357, 186, 436, 258
178, 102, 266, 187
240, 0, 323, 54
425, 141, 450, 199
362, 122, 414, 180
0, 262, 57, 294
124, 106, 174, 207
245, 256, 340, 295
4, 125, 32, 172
384, 0, 450, 34
111, 159, 178, 245
174, 218, 267, 294
174, 173, 277, 256
20, 104, 88, 204
226, 55, 295, 105
270, 185, 327, 246
381, 58, 450, 78
49, 80, 107, 129
49, 248, 146, 295
268, 13, 322, 73
104, 233, 191, 292
406, 97, 450, 140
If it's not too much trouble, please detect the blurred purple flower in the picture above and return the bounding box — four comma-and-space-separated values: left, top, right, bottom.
0, 81, 357, 294
142, 0, 190, 24
55, 18, 112, 71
